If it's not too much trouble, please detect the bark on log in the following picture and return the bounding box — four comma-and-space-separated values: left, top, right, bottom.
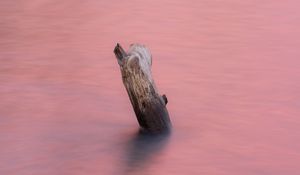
114, 43, 171, 133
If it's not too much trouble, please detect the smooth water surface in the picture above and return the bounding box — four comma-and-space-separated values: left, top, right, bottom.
1, 0, 300, 174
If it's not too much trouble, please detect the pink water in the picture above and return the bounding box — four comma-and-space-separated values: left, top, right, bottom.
1, 0, 300, 174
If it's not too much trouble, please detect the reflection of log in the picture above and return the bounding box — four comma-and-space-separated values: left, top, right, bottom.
114, 43, 171, 133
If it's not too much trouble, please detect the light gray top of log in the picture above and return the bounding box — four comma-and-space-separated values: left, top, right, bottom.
119, 44, 152, 82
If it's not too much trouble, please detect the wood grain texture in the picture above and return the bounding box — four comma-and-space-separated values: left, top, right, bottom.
114, 43, 171, 133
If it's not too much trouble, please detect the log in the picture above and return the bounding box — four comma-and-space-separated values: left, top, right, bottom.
114, 43, 171, 133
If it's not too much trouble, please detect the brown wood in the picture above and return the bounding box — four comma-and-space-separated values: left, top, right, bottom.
114, 43, 171, 133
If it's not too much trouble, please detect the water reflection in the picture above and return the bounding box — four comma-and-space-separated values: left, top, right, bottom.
123, 129, 171, 174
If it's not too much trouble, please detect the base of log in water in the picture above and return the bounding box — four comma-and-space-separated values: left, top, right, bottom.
114, 43, 171, 133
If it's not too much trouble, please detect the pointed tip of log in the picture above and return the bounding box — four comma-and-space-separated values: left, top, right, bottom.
116, 43, 121, 49
114, 43, 128, 65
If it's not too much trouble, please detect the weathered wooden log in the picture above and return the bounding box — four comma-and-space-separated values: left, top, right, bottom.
114, 43, 171, 133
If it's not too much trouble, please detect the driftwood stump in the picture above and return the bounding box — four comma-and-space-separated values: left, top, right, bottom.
114, 43, 171, 133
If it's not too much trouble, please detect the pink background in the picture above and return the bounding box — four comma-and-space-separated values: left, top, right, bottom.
1, 0, 300, 174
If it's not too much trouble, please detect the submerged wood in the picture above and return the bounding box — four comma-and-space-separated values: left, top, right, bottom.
114, 43, 171, 132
